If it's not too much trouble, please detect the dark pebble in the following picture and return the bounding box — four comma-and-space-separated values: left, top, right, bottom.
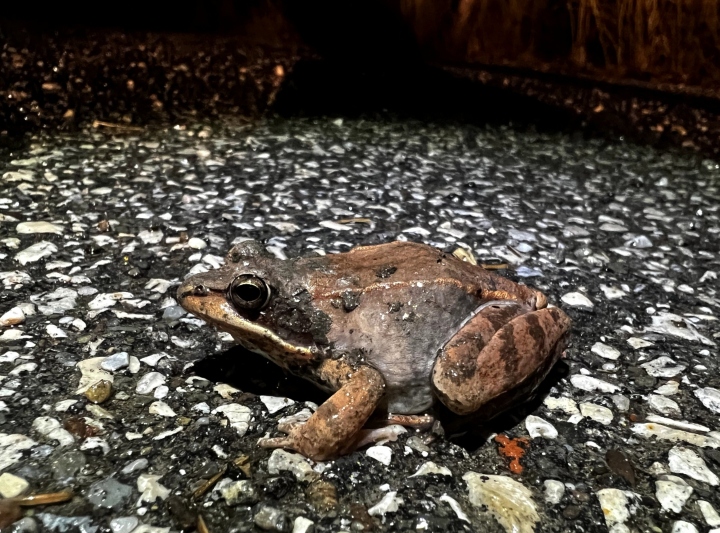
605, 449, 636, 486
562, 505, 582, 519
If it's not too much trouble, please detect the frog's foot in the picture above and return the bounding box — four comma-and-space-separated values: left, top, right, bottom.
348, 425, 408, 451
258, 361, 386, 461
432, 304, 571, 416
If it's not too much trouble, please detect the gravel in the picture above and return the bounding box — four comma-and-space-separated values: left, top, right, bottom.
1, 31, 720, 533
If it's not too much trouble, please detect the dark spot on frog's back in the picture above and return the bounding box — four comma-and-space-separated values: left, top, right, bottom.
387, 302, 403, 313
524, 313, 546, 350
375, 265, 397, 279
341, 290, 361, 312
498, 323, 520, 375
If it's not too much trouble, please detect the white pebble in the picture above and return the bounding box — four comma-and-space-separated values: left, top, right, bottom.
525, 415, 558, 439
46, 324, 67, 338
591, 342, 621, 360
0, 306, 25, 326
579, 403, 613, 425
647, 312, 715, 346
366, 445, 393, 465
597, 488, 630, 532
141, 353, 168, 367
655, 381, 680, 396
632, 423, 720, 448
292, 517, 315, 533
648, 395, 681, 417
627, 337, 654, 349
191, 403, 210, 414
697, 500, 720, 527
10, 362, 37, 375
656, 476, 693, 513
260, 395, 296, 414
0, 433, 37, 472
214, 404, 252, 435
668, 446, 719, 485
672, 521, 699, 533
544, 480, 565, 505
137, 474, 170, 503
187, 238, 207, 249
80, 437, 110, 454
128, 356, 140, 374
612, 394, 631, 411
644, 415, 709, 433
87, 292, 133, 310
0, 351, 20, 363
214, 383, 241, 399
695, 388, 720, 414
368, 491, 403, 517
599, 285, 627, 300
16, 221, 64, 234
138, 229, 164, 244
409, 461, 452, 477
0, 472, 30, 498
439, 494, 470, 522
561, 292, 594, 308
76, 357, 114, 394
570, 375, 620, 393
31, 416, 75, 446
54, 399, 78, 412
600, 222, 628, 232
267, 449, 316, 482
15, 241, 58, 265
136, 372, 167, 394
101, 352, 130, 371
0, 329, 30, 342
149, 401, 176, 417
463, 472, 539, 533
543, 396, 580, 416
641, 357, 686, 378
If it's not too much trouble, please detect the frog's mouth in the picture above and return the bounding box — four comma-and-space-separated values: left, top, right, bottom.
177, 284, 317, 365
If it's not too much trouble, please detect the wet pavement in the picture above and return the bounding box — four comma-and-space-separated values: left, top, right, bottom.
1, 111, 719, 533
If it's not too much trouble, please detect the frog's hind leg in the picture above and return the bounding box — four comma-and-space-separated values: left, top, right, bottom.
431, 302, 571, 416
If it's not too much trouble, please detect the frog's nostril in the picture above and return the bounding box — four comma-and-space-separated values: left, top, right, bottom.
178, 283, 209, 300
192, 285, 209, 297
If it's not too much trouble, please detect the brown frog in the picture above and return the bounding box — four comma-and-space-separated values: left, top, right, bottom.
177, 240, 571, 461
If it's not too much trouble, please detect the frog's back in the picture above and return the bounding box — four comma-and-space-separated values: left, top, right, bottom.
306, 241, 537, 302
302, 243, 506, 413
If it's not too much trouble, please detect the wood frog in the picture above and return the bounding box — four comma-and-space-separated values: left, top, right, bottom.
177, 240, 571, 460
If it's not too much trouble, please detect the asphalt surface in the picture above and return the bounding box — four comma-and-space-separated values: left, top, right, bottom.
1, 29, 720, 533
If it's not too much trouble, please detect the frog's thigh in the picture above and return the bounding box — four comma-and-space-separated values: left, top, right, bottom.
432, 306, 571, 416
259, 359, 385, 461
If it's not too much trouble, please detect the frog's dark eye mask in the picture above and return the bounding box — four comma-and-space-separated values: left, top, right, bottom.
228, 274, 272, 311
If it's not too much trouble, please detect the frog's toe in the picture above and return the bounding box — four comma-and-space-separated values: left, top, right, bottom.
277, 420, 305, 434
257, 436, 294, 450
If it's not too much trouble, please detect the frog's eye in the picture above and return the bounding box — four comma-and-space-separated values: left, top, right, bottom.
228, 275, 271, 311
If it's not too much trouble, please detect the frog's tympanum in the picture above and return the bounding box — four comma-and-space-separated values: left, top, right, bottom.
178, 241, 571, 460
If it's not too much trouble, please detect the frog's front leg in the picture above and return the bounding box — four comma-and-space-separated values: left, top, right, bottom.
432, 301, 571, 416
258, 359, 385, 461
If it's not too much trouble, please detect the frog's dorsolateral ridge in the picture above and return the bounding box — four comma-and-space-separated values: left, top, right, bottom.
178, 240, 571, 460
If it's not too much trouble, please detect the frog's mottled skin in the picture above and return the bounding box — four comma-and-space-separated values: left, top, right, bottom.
178, 240, 571, 460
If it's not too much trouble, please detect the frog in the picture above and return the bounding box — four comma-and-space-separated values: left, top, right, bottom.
177, 240, 571, 461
